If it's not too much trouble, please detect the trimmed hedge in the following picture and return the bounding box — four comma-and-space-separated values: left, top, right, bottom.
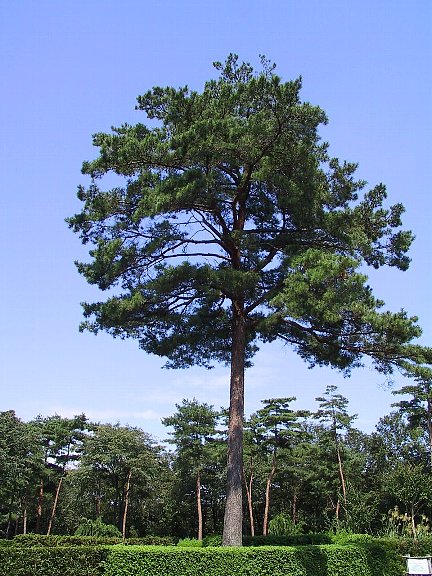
0, 545, 109, 576
0, 537, 414, 575
102, 543, 405, 576
11, 533, 177, 547
243, 533, 332, 546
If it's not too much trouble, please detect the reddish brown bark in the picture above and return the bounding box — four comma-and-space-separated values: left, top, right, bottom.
263, 453, 276, 536
122, 469, 132, 542
243, 464, 255, 537
222, 307, 246, 546
197, 470, 203, 541
35, 479, 44, 533
47, 476, 64, 535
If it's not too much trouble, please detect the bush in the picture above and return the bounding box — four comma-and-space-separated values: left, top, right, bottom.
177, 537, 203, 547
12, 534, 120, 547
0, 545, 108, 576
0, 538, 412, 576
331, 532, 374, 545
243, 533, 332, 546
125, 536, 178, 546
11, 533, 178, 547
268, 513, 304, 536
75, 518, 122, 537
101, 542, 405, 576
202, 534, 222, 547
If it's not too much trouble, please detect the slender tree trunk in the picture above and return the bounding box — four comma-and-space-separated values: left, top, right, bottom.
47, 475, 64, 535
263, 453, 276, 536
292, 492, 297, 526
95, 494, 101, 518
243, 464, 255, 537
427, 397, 432, 470
222, 307, 246, 546
122, 469, 132, 543
197, 470, 203, 541
23, 507, 27, 535
411, 505, 417, 540
36, 479, 44, 533
336, 440, 347, 511
5, 512, 12, 540
335, 498, 340, 528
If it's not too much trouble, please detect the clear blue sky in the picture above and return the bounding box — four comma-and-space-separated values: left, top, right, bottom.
1, 1, 431, 439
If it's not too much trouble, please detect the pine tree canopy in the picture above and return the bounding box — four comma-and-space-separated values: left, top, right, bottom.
67, 54, 429, 374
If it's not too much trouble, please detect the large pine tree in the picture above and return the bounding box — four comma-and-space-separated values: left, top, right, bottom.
68, 54, 430, 545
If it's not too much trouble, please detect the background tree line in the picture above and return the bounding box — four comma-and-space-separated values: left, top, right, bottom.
2, 377, 432, 540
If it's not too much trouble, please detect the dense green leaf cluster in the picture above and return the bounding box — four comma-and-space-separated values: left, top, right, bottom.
0, 545, 108, 576
11, 533, 177, 546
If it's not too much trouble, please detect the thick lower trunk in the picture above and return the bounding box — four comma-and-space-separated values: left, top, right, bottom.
197, 471, 203, 541
122, 469, 132, 542
263, 454, 276, 536
47, 475, 64, 535
222, 307, 246, 547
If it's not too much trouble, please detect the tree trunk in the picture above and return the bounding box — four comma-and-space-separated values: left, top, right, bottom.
411, 505, 417, 540
95, 494, 101, 518
243, 464, 255, 537
336, 443, 347, 508
5, 512, 12, 540
335, 498, 340, 527
36, 479, 44, 533
263, 453, 276, 536
122, 469, 132, 543
292, 492, 297, 526
23, 507, 27, 535
197, 470, 203, 541
427, 397, 432, 470
47, 475, 64, 535
222, 307, 246, 546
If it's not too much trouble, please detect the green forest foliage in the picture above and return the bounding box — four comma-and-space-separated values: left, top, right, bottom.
2, 385, 432, 541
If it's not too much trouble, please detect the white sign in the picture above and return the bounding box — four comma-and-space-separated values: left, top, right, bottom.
406, 557, 432, 575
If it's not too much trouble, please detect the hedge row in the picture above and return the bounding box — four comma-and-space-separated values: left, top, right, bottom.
0, 541, 408, 576
0, 545, 108, 576
243, 534, 332, 546
10, 533, 177, 547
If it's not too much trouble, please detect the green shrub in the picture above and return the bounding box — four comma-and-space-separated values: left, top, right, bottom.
0, 539, 412, 576
125, 536, 178, 546
12, 534, 120, 547
268, 513, 304, 536
11, 533, 177, 547
202, 534, 222, 547
331, 532, 374, 544
177, 537, 203, 547
0, 545, 108, 576
101, 543, 405, 576
75, 518, 122, 537
243, 533, 332, 546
